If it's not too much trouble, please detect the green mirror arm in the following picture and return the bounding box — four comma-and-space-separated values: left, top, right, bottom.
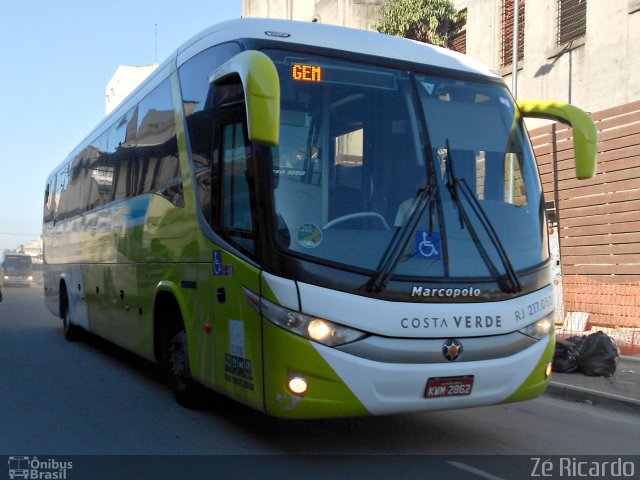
210, 50, 280, 146
517, 99, 598, 179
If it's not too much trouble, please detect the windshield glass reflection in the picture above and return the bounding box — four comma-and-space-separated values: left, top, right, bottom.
267, 50, 548, 280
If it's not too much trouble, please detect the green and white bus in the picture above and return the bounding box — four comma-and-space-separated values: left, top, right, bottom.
43, 18, 597, 418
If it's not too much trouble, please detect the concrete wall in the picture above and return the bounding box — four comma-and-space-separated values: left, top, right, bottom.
243, 0, 383, 31
105, 64, 158, 115
243, 0, 315, 22
457, 0, 640, 113
242, 0, 640, 113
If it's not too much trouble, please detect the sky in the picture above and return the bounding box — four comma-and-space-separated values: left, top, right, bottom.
0, 0, 243, 254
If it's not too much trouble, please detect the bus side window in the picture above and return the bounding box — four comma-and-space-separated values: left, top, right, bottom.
63, 154, 85, 218
111, 107, 138, 202
44, 177, 57, 222
88, 131, 114, 208
136, 79, 183, 206
178, 42, 242, 223
54, 165, 69, 222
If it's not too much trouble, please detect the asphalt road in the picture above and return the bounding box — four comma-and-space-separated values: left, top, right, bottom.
1, 287, 638, 469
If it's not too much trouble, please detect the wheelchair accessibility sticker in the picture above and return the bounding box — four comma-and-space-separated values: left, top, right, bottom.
415, 231, 441, 259
213, 250, 234, 276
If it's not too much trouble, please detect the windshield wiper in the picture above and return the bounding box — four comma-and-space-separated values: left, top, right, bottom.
362, 183, 437, 293
445, 139, 522, 293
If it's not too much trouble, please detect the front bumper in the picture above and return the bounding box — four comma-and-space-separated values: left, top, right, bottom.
262, 320, 555, 419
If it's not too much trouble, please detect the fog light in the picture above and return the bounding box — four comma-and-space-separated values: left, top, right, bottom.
545, 362, 553, 379
288, 376, 308, 395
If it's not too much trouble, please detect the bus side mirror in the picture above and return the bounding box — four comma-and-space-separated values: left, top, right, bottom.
210, 50, 280, 146
517, 99, 598, 180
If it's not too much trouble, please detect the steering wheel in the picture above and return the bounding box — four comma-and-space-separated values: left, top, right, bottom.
323, 212, 391, 230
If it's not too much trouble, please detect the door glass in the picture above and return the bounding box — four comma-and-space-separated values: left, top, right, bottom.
220, 121, 255, 256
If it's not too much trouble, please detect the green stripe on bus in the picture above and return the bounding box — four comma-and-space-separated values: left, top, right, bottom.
501, 330, 556, 405
263, 321, 369, 419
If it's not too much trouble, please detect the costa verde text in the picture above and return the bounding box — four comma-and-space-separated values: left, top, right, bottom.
401, 315, 503, 329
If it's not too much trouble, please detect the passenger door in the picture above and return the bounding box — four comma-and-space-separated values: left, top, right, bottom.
208, 98, 264, 411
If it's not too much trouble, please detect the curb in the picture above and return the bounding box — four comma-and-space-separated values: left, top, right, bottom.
622, 355, 640, 364
546, 382, 640, 415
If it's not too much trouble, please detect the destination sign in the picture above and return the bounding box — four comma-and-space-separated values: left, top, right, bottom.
292, 64, 323, 82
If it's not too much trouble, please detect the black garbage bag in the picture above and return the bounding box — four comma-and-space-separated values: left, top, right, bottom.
577, 331, 620, 377
565, 335, 585, 350
553, 340, 579, 373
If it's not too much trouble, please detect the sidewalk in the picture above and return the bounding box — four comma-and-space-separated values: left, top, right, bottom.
545, 356, 640, 414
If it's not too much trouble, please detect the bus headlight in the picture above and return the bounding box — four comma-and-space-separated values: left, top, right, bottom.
518, 317, 553, 340
258, 295, 367, 347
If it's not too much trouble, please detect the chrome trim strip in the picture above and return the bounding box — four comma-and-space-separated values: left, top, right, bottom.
336, 331, 539, 364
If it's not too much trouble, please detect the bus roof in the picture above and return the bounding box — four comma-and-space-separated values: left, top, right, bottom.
49, 18, 501, 178
177, 18, 499, 80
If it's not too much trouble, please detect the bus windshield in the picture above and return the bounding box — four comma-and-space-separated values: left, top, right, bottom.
267, 50, 547, 281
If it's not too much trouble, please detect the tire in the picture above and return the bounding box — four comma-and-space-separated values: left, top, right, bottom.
62, 294, 82, 342
166, 330, 206, 409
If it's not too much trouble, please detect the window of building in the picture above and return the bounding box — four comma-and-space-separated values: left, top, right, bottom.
450, 8, 467, 55
501, 0, 525, 67
557, 0, 586, 45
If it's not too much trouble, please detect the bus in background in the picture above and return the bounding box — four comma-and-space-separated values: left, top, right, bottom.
43, 19, 597, 418
2, 253, 33, 287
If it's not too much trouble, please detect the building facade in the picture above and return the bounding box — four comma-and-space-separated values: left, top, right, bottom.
458, 0, 640, 112
242, 0, 640, 113
242, 0, 384, 32
105, 64, 158, 115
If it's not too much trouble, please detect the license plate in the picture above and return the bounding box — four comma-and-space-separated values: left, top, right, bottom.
424, 376, 474, 398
